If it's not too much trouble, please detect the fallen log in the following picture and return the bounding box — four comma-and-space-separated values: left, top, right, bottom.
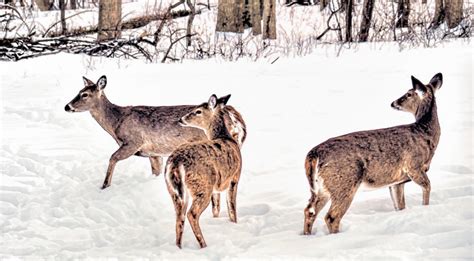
46, 9, 202, 38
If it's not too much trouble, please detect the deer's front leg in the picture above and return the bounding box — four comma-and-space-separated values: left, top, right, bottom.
408, 171, 431, 205
102, 144, 140, 189
149, 156, 163, 176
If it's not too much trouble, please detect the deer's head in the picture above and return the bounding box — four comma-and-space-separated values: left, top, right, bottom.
179, 94, 231, 133
391, 73, 443, 119
65, 76, 107, 113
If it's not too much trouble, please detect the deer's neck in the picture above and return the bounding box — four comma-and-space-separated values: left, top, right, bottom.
414, 94, 440, 144
89, 94, 123, 140
206, 111, 235, 143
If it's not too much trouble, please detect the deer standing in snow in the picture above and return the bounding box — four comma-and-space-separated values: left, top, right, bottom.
64, 76, 246, 189
303, 73, 443, 235
165, 94, 242, 248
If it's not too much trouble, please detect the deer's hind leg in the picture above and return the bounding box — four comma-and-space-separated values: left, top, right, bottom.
303, 157, 329, 235
103, 143, 140, 189
324, 171, 361, 234
389, 183, 406, 211
304, 191, 329, 235
149, 156, 163, 176
187, 192, 212, 248
171, 194, 188, 248
211, 193, 220, 218
324, 189, 358, 234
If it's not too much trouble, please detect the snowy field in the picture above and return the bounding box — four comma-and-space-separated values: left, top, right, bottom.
1, 40, 473, 259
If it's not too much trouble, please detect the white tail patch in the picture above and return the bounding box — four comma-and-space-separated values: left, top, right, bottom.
178, 164, 190, 205
165, 163, 188, 201
227, 111, 245, 147
164, 163, 177, 194
311, 159, 328, 196
311, 159, 320, 193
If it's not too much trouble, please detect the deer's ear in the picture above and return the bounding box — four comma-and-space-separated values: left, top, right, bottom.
217, 94, 231, 105
83, 76, 95, 87
208, 94, 218, 110
429, 73, 443, 90
411, 75, 427, 93
97, 75, 107, 90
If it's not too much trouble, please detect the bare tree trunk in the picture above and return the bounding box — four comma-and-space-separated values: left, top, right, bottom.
345, 0, 353, 42
263, 0, 276, 39
71, 0, 77, 9
446, 0, 463, 28
59, 0, 66, 34
216, 0, 245, 33
251, 0, 262, 35
430, 0, 445, 28
97, 0, 122, 41
242, 0, 252, 29
215, 0, 274, 39
185, 0, 195, 46
359, 0, 374, 42
320, 0, 329, 10
35, 0, 53, 11
396, 0, 410, 28
422, 0, 427, 3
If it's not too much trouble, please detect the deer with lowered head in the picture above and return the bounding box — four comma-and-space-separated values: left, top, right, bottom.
303, 73, 443, 235
64, 76, 246, 189
165, 94, 242, 249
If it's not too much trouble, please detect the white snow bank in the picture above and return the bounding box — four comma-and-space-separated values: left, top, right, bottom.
1, 40, 473, 259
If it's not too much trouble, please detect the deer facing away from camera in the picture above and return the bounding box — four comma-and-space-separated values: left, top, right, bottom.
64, 76, 246, 189
303, 73, 443, 235
165, 94, 242, 249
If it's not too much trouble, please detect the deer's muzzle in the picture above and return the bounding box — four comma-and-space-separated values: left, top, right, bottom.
391, 101, 401, 110
65, 104, 75, 112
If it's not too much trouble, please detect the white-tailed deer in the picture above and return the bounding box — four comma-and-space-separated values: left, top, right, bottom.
165, 94, 242, 249
303, 73, 443, 235
64, 76, 246, 189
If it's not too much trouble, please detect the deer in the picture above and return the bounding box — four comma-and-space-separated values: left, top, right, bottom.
64, 76, 246, 189
303, 73, 443, 236
164, 94, 242, 249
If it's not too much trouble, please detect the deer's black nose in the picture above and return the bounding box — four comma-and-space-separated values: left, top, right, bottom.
65, 104, 72, 112
391, 102, 399, 110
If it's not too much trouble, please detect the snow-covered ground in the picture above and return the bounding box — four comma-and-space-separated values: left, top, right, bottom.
1, 40, 473, 259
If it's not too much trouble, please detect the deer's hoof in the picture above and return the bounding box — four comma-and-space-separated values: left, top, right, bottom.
101, 183, 110, 190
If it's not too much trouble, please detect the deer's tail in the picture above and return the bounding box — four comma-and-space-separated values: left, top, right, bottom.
165, 160, 186, 201
305, 153, 320, 193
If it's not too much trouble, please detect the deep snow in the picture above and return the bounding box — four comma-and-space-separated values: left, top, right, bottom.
1, 40, 473, 259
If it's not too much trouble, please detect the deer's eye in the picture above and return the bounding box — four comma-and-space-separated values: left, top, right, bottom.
81, 93, 89, 98
406, 93, 412, 98
195, 110, 202, 115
